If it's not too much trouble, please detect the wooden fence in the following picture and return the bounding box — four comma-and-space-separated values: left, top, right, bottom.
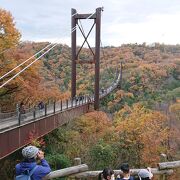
43, 159, 180, 179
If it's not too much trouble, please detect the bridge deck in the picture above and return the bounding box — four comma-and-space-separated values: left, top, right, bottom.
0, 103, 89, 159
0, 70, 121, 159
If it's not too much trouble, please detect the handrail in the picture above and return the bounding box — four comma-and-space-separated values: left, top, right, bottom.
42, 158, 180, 179
158, 160, 180, 170
0, 63, 122, 131
42, 165, 174, 180
43, 164, 88, 179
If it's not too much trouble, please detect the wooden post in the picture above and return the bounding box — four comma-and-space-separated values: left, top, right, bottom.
74, 158, 81, 165
158, 160, 180, 169
159, 154, 168, 180
43, 164, 88, 180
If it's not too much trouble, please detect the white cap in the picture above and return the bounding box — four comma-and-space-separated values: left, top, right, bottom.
138, 169, 153, 179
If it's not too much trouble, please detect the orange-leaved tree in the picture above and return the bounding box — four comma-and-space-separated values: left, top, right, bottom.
0, 8, 21, 110
114, 103, 169, 167
0, 8, 21, 52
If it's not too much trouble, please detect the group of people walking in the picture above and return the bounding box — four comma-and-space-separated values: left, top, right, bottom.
99, 163, 153, 180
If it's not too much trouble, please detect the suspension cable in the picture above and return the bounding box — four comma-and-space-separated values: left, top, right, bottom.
100, 9, 115, 79
0, 43, 53, 81
71, 12, 96, 34
100, 40, 116, 77
72, 12, 78, 17
0, 11, 96, 88
87, 12, 95, 19
0, 43, 58, 88
0, 12, 78, 55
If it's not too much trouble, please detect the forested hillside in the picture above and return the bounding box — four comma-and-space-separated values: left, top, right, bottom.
0, 8, 180, 179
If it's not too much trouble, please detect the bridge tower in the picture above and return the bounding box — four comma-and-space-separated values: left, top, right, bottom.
71, 7, 102, 110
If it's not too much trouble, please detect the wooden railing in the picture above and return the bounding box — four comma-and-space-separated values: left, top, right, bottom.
43, 159, 180, 179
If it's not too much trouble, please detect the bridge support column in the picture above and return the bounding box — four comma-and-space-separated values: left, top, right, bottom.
71, 8, 77, 98
94, 8, 101, 110
71, 7, 102, 110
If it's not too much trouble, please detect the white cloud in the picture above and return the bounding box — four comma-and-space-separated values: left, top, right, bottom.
1, 0, 180, 46
103, 12, 180, 46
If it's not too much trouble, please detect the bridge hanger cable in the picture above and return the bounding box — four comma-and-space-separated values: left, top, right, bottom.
99, 10, 120, 82
0, 43, 53, 81
0, 43, 58, 88
100, 40, 118, 83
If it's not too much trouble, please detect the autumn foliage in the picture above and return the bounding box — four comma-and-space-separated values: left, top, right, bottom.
114, 103, 169, 167
0, 7, 180, 179
0, 8, 21, 51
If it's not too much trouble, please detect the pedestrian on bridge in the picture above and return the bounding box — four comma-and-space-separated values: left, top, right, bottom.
15, 145, 51, 179
19, 102, 25, 114
38, 101, 45, 110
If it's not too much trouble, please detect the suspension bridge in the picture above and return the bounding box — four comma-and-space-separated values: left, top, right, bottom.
0, 7, 122, 160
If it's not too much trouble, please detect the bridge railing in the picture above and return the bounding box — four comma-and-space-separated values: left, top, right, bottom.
0, 111, 17, 119
0, 68, 122, 131
0, 95, 92, 131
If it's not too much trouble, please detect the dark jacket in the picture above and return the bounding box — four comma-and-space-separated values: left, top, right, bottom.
16, 159, 51, 180
118, 176, 134, 180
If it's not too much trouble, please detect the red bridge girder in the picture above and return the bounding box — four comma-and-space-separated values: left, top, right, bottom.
0, 104, 89, 160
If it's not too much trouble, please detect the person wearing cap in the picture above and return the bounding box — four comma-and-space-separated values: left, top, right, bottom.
117, 163, 134, 180
138, 168, 153, 180
15, 145, 51, 179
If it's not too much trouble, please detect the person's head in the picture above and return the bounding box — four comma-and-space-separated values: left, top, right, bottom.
120, 163, 130, 174
138, 168, 153, 180
22, 145, 39, 161
99, 168, 114, 180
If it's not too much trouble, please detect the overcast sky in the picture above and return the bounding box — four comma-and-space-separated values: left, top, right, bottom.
1, 0, 180, 46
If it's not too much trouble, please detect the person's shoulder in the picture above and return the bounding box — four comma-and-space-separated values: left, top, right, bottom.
34, 164, 51, 173
129, 176, 135, 180
15, 163, 21, 169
